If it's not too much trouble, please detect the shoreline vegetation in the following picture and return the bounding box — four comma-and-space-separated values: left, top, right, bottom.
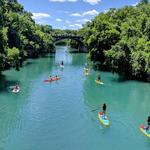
0, 0, 150, 82
0, 0, 54, 72
78, 0, 150, 82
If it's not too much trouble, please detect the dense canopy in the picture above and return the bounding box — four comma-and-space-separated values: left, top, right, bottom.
0, 0, 54, 71
78, 0, 150, 81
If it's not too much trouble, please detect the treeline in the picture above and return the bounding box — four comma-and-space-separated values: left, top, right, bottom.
79, 0, 150, 82
0, 0, 54, 72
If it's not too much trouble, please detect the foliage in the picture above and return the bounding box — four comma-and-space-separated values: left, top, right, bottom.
79, 1, 150, 81
0, 0, 54, 72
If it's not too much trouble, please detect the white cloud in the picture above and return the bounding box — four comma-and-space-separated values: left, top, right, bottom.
56, 18, 62, 22
76, 18, 90, 23
71, 9, 99, 17
69, 24, 82, 29
65, 20, 71, 24
132, 2, 138, 6
83, 9, 99, 16
49, 0, 77, 2
83, 0, 101, 5
32, 13, 51, 20
71, 13, 82, 17
69, 25, 75, 27
74, 24, 82, 27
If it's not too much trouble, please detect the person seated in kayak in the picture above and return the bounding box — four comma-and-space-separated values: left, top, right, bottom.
48, 76, 53, 81
52, 75, 58, 80
146, 116, 150, 131
97, 74, 101, 81
13, 84, 19, 90
85, 68, 89, 73
102, 103, 106, 114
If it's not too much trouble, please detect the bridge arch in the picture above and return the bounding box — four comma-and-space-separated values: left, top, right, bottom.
52, 35, 87, 52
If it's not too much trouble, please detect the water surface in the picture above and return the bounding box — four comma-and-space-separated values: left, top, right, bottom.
0, 46, 150, 150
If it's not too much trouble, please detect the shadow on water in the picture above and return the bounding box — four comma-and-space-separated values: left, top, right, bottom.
0, 74, 20, 92
24, 61, 35, 67
110, 75, 129, 83
40, 54, 55, 58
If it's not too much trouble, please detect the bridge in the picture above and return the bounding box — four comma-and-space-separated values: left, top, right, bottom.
52, 35, 87, 52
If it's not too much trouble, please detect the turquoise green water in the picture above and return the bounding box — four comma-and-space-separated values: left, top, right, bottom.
0, 46, 150, 150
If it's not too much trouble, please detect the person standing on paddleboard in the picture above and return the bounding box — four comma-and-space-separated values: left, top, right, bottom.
102, 103, 106, 114
97, 74, 101, 81
61, 61, 64, 66
146, 116, 150, 131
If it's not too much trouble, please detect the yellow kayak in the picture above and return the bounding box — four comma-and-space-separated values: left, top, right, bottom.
84, 68, 89, 76
95, 80, 104, 85
84, 72, 89, 76
98, 112, 110, 126
140, 125, 150, 138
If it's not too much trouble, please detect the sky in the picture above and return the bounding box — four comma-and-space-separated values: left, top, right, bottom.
18, 0, 141, 30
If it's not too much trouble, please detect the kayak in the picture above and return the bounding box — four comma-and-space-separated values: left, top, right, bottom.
44, 77, 60, 82
12, 88, 20, 93
84, 72, 89, 76
98, 112, 110, 126
140, 125, 150, 138
95, 80, 104, 85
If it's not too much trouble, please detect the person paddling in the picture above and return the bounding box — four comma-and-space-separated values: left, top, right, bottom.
97, 74, 101, 81
146, 116, 150, 131
61, 61, 64, 66
102, 103, 107, 114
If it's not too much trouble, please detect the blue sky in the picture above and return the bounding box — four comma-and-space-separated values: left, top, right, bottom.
18, 0, 140, 30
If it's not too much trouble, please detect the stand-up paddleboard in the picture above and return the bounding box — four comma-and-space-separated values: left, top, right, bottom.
95, 80, 104, 85
60, 65, 64, 68
98, 112, 110, 126
140, 125, 150, 138
12, 87, 20, 93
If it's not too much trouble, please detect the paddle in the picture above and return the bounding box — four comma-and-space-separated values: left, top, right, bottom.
92, 106, 102, 112
92, 108, 99, 112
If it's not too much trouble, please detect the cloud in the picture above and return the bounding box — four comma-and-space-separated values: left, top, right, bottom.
65, 20, 71, 24
71, 13, 82, 17
69, 24, 82, 29
132, 2, 138, 6
56, 18, 62, 22
83, 9, 99, 16
76, 18, 90, 23
71, 9, 99, 17
75, 24, 82, 27
83, 0, 101, 5
32, 13, 51, 20
49, 0, 77, 2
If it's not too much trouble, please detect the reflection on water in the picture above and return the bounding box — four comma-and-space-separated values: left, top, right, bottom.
0, 46, 150, 150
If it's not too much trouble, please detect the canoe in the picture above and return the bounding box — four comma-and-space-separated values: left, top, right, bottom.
95, 80, 104, 85
140, 125, 150, 138
98, 112, 110, 126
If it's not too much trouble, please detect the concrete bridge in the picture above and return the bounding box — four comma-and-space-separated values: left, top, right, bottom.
52, 35, 87, 52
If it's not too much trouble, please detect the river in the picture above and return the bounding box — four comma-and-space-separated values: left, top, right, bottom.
0, 46, 150, 150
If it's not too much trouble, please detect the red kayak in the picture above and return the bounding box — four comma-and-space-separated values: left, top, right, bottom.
44, 77, 60, 82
